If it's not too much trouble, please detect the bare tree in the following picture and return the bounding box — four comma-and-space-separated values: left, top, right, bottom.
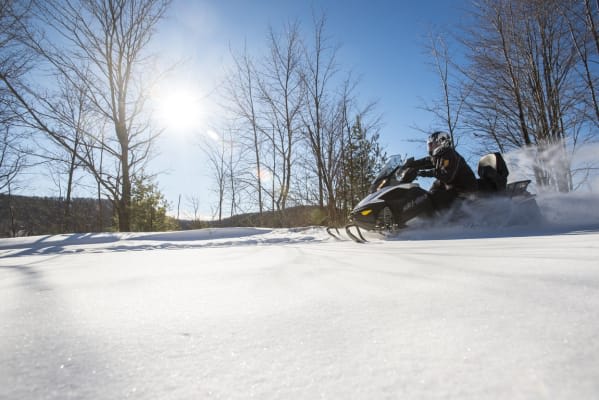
198, 129, 231, 222
186, 194, 202, 226
422, 32, 472, 149
0, 127, 25, 193
224, 21, 304, 220
585, 0, 599, 54
258, 20, 304, 212
29, 74, 93, 231
301, 13, 354, 222
0, 0, 32, 196
226, 45, 266, 217
0, 0, 33, 80
2, 0, 171, 231
561, 0, 599, 127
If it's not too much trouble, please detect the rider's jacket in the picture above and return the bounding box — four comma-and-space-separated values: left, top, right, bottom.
411, 148, 478, 193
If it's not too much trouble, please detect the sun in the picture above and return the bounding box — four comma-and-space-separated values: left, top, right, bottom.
154, 87, 204, 135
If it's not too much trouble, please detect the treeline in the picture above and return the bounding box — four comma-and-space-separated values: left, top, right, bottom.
0, 194, 113, 237
0, 175, 180, 237
0, 193, 328, 238
206, 205, 330, 229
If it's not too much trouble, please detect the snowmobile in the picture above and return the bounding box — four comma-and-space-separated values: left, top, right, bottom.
327, 153, 541, 243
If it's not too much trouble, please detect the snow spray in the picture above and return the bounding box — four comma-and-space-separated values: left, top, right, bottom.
503, 142, 599, 227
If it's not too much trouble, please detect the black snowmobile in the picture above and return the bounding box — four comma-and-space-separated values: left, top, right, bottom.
327, 153, 541, 243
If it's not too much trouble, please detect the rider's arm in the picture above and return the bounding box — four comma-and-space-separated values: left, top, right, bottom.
406, 156, 434, 170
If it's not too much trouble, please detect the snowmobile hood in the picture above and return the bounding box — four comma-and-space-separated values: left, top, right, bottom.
354, 183, 420, 210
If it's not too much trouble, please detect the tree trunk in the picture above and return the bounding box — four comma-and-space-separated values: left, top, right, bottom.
63, 135, 80, 232
119, 145, 131, 232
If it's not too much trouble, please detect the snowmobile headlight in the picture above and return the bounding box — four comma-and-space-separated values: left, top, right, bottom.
376, 179, 388, 191
361, 209, 373, 216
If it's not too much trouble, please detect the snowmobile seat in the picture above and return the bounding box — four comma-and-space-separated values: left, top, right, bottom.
477, 152, 509, 192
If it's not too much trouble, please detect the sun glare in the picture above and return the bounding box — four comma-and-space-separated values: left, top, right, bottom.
257, 167, 272, 182
155, 88, 203, 135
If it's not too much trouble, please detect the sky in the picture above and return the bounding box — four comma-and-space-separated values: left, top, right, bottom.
2, 200, 599, 399
148, 0, 473, 218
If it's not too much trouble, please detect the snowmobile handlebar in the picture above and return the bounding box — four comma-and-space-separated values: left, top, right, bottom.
398, 166, 419, 183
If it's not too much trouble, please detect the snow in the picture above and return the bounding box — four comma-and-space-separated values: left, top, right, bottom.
2, 198, 599, 399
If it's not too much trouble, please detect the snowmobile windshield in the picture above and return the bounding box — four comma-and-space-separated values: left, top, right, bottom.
373, 154, 404, 183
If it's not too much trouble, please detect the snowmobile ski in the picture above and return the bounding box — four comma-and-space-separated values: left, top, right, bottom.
326, 226, 344, 241
326, 225, 367, 243
345, 224, 367, 243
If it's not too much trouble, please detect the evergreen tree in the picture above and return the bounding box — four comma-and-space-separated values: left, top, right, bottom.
129, 175, 179, 232
340, 116, 386, 215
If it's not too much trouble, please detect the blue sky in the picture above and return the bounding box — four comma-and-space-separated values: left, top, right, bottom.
149, 0, 473, 218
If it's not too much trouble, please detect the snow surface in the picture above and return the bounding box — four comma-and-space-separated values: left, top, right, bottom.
2, 197, 599, 399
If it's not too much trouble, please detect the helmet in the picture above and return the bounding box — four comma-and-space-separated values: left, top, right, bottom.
427, 131, 452, 156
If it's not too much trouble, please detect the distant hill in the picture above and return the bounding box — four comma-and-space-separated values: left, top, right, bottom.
207, 205, 330, 229
0, 194, 113, 237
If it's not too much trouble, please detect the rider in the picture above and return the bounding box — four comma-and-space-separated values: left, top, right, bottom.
405, 131, 478, 211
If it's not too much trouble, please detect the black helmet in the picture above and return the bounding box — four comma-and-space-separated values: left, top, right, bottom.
427, 131, 452, 156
